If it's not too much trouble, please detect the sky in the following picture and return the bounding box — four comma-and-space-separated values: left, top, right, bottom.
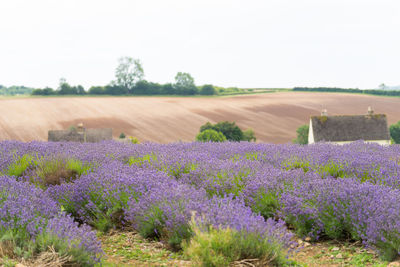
0, 0, 399, 89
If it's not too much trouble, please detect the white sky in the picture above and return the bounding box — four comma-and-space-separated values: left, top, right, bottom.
0, 0, 399, 89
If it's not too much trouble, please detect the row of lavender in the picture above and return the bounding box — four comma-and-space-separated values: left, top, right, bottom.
0, 140, 399, 265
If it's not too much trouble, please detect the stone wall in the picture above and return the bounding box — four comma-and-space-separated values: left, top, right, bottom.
48, 128, 112, 142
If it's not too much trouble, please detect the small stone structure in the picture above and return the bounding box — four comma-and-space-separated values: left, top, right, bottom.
48, 124, 112, 142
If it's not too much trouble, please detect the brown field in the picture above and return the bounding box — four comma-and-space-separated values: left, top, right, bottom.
1, 92, 400, 143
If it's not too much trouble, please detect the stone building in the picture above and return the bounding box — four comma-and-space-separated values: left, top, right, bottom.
308, 107, 391, 145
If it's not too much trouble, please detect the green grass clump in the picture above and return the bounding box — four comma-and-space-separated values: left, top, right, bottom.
2, 154, 93, 188
205, 169, 250, 197
183, 219, 290, 267
282, 158, 311, 173
127, 153, 157, 167
3, 154, 35, 177
252, 190, 280, 219
33, 157, 93, 188
164, 163, 198, 179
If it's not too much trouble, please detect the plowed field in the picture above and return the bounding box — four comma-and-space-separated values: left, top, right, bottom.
1, 92, 399, 143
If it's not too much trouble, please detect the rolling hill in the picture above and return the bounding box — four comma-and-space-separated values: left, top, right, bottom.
1, 92, 400, 143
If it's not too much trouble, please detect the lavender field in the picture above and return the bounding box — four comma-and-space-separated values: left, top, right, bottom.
0, 140, 399, 266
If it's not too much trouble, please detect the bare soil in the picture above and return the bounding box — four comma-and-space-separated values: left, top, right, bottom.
1, 92, 400, 143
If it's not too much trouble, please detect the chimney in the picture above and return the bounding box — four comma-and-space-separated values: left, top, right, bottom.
367, 106, 374, 115
77, 122, 84, 132
321, 109, 328, 116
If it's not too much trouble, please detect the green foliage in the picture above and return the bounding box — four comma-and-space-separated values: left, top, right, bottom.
65, 158, 92, 176
196, 129, 227, 142
200, 121, 244, 142
293, 87, 400, 97
293, 124, 309, 145
374, 233, 400, 261
58, 78, 86, 95
138, 205, 164, 240
252, 191, 279, 219
32, 87, 56, 95
28, 57, 222, 97
88, 188, 132, 232
114, 57, 144, 91
316, 161, 346, 179
0, 85, 35, 95
3, 154, 92, 187
119, 132, 126, 139
88, 86, 106, 95
164, 163, 198, 179
33, 158, 92, 187
389, 121, 400, 144
183, 219, 289, 267
174, 72, 197, 95
68, 125, 77, 131
203, 168, 250, 197
199, 121, 257, 142
3, 154, 34, 177
282, 158, 311, 173
127, 154, 157, 167
127, 136, 140, 144
243, 128, 256, 142
199, 84, 217, 95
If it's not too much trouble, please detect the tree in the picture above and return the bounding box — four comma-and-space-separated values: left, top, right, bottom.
293, 124, 309, 145
174, 72, 198, 95
76, 85, 86, 95
200, 84, 217, 95
114, 57, 144, 92
58, 78, 77, 95
196, 129, 226, 142
390, 121, 400, 144
200, 121, 247, 142
243, 129, 256, 142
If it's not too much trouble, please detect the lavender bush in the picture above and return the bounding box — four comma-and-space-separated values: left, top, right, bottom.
0, 175, 102, 265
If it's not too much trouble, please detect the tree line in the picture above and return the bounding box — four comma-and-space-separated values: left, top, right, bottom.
0, 85, 35, 95
293, 87, 400, 97
32, 57, 218, 96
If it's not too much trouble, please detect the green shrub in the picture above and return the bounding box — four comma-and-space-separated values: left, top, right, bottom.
33, 158, 93, 187
200, 121, 243, 141
183, 219, 289, 267
293, 124, 309, 145
128, 136, 140, 144
3, 154, 34, 177
127, 154, 157, 167
196, 129, 227, 142
199, 85, 217, 95
119, 132, 126, 139
252, 191, 279, 219
390, 121, 400, 144
243, 128, 256, 142
199, 121, 256, 142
